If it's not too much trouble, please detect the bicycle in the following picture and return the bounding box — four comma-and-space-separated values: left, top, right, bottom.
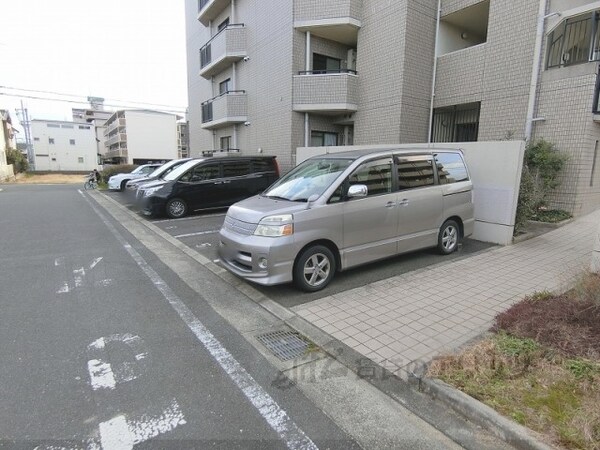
84, 175, 98, 190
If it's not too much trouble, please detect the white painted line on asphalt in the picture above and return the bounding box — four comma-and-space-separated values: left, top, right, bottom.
82, 191, 318, 450
99, 399, 186, 449
173, 230, 219, 239
87, 359, 116, 390
89, 257, 103, 270
152, 212, 226, 224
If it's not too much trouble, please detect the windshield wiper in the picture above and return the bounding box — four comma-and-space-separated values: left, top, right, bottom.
263, 195, 290, 201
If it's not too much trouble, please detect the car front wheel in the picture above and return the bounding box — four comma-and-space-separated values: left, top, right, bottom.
294, 245, 336, 292
437, 219, 460, 255
166, 198, 187, 219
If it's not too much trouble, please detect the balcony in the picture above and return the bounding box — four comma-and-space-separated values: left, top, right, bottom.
293, 71, 358, 113
104, 148, 127, 159
294, 0, 361, 45
199, 24, 247, 79
105, 133, 127, 147
197, 0, 230, 26
201, 91, 247, 130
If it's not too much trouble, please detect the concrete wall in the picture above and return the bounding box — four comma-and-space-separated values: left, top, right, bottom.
124, 111, 178, 163
297, 140, 526, 245
31, 121, 98, 171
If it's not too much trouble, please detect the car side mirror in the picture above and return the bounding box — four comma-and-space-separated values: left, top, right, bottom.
348, 184, 368, 198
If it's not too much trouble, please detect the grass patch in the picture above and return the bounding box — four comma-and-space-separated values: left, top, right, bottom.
428, 272, 600, 449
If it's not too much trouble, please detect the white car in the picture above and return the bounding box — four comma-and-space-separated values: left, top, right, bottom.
107, 164, 162, 191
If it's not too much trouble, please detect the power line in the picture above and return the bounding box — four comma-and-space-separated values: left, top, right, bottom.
0, 85, 187, 111
0, 92, 187, 114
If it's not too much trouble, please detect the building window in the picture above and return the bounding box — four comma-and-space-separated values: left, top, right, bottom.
547, 12, 597, 69
49, 138, 55, 144
34, 137, 40, 141
78, 157, 84, 163
61, 124, 74, 129
219, 78, 231, 95
312, 53, 341, 74
47, 123, 60, 128
70, 139, 76, 145
79, 125, 90, 129
220, 136, 232, 149
439, 0, 489, 56
218, 18, 230, 32
431, 102, 480, 143
311, 131, 338, 146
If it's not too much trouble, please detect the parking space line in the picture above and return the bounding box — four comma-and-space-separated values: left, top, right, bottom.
152, 213, 226, 224
173, 230, 220, 239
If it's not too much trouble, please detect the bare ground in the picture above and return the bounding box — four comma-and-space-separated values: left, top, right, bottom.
9, 173, 85, 184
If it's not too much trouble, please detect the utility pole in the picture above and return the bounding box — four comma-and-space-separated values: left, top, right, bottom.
16, 100, 34, 170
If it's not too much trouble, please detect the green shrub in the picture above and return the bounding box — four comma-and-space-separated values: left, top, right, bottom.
514, 139, 568, 234
6, 148, 29, 173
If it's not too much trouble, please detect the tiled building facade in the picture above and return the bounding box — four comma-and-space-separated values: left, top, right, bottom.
186, 0, 600, 216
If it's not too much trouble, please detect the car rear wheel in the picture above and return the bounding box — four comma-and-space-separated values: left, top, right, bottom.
437, 219, 460, 255
294, 245, 336, 292
166, 198, 187, 219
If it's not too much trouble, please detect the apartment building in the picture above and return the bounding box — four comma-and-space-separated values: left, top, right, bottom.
72, 98, 113, 161
103, 110, 179, 165
177, 120, 190, 158
30, 120, 98, 171
185, 0, 600, 216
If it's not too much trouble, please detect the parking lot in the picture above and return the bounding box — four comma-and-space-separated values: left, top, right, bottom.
105, 191, 495, 308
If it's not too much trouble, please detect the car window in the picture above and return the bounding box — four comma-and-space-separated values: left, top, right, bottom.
348, 158, 393, 196
223, 161, 251, 177
435, 153, 469, 184
180, 163, 220, 182
263, 158, 352, 202
252, 158, 275, 173
163, 160, 203, 181
396, 156, 435, 190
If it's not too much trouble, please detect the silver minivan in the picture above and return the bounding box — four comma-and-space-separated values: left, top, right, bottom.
218, 148, 474, 292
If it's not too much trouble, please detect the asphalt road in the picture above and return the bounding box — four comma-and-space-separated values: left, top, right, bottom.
106, 191, 495, 309
0, 184, 361, 448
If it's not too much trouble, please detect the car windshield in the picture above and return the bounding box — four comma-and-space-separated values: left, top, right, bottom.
163, 160, 201, 181
262, 158, 352, 201
148, 159, 186, 178
131, 166, 146, 174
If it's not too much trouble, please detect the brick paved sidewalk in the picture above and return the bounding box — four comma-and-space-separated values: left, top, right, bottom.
292, 210, 600, 377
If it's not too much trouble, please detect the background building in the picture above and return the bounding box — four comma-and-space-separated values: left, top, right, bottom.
72, 97, 113, 163
177, 119, 190, 158
0, 110, 16, 179
185, 0, 600, 216
30, 119, 98, 171
103, 110, 179, 165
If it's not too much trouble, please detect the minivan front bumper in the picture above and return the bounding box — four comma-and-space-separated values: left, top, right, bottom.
217, 227, 297, 286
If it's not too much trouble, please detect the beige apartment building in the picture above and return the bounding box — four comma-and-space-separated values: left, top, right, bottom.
185, 0, 600, 216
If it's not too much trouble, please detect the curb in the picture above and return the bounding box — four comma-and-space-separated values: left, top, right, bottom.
91, 190, 556, 450
418, 377, 556, 450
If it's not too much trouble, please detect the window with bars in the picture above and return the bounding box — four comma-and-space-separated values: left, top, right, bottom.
547, 11, 598, 69
431, 103, 480, 143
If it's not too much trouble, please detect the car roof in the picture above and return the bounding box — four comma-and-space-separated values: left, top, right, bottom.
309, 147, 464, 160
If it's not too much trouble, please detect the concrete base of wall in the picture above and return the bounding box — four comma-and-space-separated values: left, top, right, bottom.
0, 164, 15, 181
591, 222, 600, 273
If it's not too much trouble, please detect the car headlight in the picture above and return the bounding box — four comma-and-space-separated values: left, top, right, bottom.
143, 186, 162, 197
254, 214, 293, 237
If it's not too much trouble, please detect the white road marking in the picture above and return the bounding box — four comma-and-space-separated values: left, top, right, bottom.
99, 400, 186, 449
57, 282, 70, 294
151, 212, 226, 224
54, 257, 64, 266
83, 192, 319, 450
195, 243, 212, 248
90, 257, 103, 270
173, 230, 219, 239
87, 359, 117, 390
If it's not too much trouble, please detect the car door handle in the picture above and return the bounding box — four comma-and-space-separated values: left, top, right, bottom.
385, 201, 396, 208
398, 199, 409, 206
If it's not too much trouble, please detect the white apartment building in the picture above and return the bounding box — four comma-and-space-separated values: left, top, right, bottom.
103, 110, 179, 165
0, 110, 16, 179
185, 0, 600, 216
31, 120, 98, 171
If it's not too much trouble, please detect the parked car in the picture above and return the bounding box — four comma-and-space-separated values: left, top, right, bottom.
107, 163, 163, 191
138, 155, 279, 218
125, 158, 193, 196
218, 148, 474, 292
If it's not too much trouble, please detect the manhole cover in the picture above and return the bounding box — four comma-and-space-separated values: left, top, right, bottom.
256, 330, 310, 361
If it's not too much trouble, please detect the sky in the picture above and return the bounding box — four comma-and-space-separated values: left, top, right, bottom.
0, 0, 188, 133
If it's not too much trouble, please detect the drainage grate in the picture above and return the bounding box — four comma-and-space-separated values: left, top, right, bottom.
256, 330, 310, 361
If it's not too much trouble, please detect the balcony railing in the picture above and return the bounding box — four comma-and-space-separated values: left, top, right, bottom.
201, 91, 248, 129
199, 24, 246, 78
293, 71, 358, 113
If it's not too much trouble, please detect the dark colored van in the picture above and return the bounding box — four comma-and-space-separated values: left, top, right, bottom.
138, 155, 279, 218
